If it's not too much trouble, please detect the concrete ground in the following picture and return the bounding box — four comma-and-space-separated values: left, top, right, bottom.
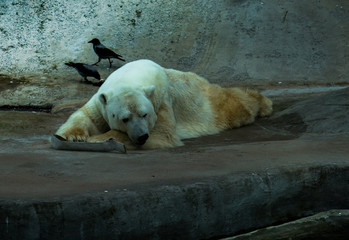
0, 85, 348, 239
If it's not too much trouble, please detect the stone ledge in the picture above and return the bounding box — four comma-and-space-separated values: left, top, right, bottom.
223, 209, 349, 240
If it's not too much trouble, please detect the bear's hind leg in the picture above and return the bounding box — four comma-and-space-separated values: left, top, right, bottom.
246, 89, 273, 117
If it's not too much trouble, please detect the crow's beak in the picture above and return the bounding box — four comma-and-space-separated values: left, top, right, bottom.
88, 40, 92, 43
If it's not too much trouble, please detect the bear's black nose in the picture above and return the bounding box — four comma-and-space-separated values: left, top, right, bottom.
137, 134, 149, 145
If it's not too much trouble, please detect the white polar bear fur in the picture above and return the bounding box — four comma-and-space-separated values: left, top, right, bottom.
56, 59, 272, 149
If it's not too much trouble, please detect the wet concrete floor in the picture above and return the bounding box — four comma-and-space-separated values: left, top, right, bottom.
0, 87, 348, 239
0, 109, 297, 199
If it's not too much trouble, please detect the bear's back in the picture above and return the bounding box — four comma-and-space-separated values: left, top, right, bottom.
100, 59, 168, 92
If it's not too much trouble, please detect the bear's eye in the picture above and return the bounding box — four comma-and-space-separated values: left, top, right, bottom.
142, 113, 147, 118
122, 118, 129, 123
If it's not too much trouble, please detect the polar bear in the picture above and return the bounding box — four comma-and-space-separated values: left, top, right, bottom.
55, 59, 272, 150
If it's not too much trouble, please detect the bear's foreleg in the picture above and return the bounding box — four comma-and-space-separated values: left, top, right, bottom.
56, 105, 106, 141
87, 130, 136, 149
142, 103, 183, 149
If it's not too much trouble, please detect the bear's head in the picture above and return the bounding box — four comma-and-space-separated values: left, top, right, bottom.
99, 86, 157, 145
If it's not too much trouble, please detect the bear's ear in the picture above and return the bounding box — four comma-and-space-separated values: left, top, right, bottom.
143, 85, 156, 98
99, 93, 107, 105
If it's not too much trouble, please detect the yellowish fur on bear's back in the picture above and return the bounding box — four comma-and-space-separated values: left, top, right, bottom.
166, 69, 219, 138
205, 87, 256, 129
166, 69, 212, 118
165, 69, 269, 130
165, 68, 273, 136
205, 86, 272, 129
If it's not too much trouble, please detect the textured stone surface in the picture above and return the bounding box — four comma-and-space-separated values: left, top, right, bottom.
0, 0, 348, 84
269, 87, 349, 134
223, 210, 349, 240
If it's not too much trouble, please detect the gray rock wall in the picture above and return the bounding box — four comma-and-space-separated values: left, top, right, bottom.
0, 0, 348, 84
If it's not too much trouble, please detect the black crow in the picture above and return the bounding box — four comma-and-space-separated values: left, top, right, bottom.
65, 62, 101, 82
88, 38, 125, 68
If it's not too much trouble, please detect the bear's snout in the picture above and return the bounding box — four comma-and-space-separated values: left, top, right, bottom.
136, 133, 149, 145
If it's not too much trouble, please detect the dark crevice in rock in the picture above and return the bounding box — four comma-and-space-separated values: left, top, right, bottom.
0, 105, 53, 113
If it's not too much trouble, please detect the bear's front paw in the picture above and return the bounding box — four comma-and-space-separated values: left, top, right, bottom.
59, 128, 89, 142
87, 135, 111, 143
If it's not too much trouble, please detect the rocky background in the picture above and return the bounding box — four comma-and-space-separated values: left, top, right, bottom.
0, 0, 348, 84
